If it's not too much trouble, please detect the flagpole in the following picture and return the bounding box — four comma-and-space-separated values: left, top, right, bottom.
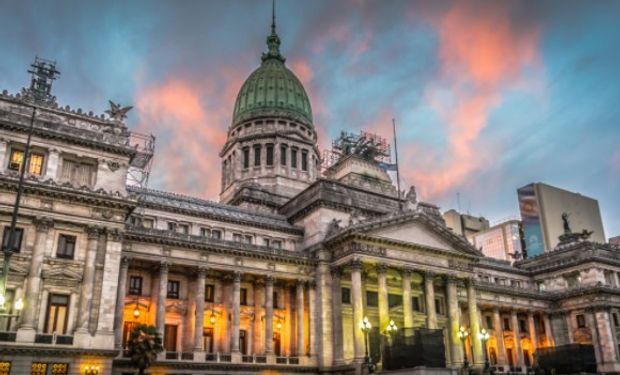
392, 118, 402, 211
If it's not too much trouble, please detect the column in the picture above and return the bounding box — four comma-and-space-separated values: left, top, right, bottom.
446, 276, 462, 367
113, 257, 130, 348
350, 261, 365, 362
587, 309, 603, 365
511, 310, 524, 368
401, 268, 413, 328
467, 279, 483, 366
594, 308, 620, 365
194, 267, 207, 351
77, 226, 100, 331
331, 267, 344, 364
264, 276, 274, 354
96, 229, 124, 333
492, 307, 507, 366
543, 313, 555, 347
377, 264, 389, 333
565, 312, 574, 343
17, 217, 52, 342
424, 271, 437, 329
316, 251, 333, 367
253, 280, 264, 354
231, 271, 242, 353
527, 311, 538, 360
308, 281, 317, 357
156, 263, 169, 337
296, 280, 305, 355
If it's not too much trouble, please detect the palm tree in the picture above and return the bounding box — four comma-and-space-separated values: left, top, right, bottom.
127, 324, 164, 375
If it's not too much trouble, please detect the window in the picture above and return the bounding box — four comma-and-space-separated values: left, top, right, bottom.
614, 313, 619, 327
60, 158, 96, 186
128, 276, 143, 295
519, 319, 527, 333
254, 145, 261, 166
503, 317, 511, 331
389, 293, 403, 308
167, 280, 180, 299
301, 150, 308, 171
434, 297, 444, 315
244, 235, 253, 244
233, 233, 243, 242
56, 234, 76, 260
266, 144, 274, 166
341, 288, 351, 304
51, 363, 69, 375
366, 291, 378, 307
0, 361, 10, 375
280, 145, 287, 165
167, 222, 177, 232
273, 291, 279, 309
31, 363, 47, 375
8, 149, 45, 175
29, 153, 44, 175
291, 148, 298, 168
45, 294, 69, 334
576, 314, 586, 328
272, 240, 282, 249
178, 224, 189, 234
485, 316, 493, 329
537, 281, 546, 291
142, 218, 154, 229
242, 147, 250, 169
263, 238, 270, 247
211, 230, 222, 240
200, 227, 210, 237
2, 226, 23, 253
205, 284, 215, 302
412, 296, 423, 312
240, 288, 248, 305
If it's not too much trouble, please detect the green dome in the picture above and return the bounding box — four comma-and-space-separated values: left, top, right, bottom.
232, 26, 313, 128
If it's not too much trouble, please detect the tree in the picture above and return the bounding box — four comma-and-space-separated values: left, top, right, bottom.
127, 324, 164, 375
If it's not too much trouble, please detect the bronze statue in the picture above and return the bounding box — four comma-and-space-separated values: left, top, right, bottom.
562, 212, 571, 234
105, 100, 133, 121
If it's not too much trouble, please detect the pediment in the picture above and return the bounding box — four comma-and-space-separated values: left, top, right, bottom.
369, 220, 457, 252
42, 267, 82, 281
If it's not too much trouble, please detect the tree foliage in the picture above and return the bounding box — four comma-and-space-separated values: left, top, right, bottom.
127, 324, 163, 375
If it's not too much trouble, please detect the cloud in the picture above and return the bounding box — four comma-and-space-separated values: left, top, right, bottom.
406, 1, 542, 201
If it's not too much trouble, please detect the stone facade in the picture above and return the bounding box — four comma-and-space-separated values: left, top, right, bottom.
1, 17, 620, 375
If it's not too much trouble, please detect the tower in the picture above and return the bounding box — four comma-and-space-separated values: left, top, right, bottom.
219, 8, 320, 211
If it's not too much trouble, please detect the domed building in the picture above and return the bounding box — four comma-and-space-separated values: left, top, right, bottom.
220, 19, 320, 211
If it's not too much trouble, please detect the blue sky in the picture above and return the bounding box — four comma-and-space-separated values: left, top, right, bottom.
1, 0, 619, 238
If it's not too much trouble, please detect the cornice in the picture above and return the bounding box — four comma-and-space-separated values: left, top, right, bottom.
0, 345, 118, 357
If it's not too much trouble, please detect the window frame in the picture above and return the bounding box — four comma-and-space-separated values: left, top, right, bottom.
240, 288, 248, 306
291, 148, 298, 169
253, 144, 261, 166
576, 314, 586, 328
2, 226, 23, 253
341, 287, 351, 304
56, 234, 76, 260
44, 294, 70, 335
280, 144, 287, 166
205, 284, 215, 302
242, 147, 250, 169
7, 147, 46, 176
301, 150, 308, 171
167, 280, 180, 299
128, 275, 143, 296
266, 144, 274, 166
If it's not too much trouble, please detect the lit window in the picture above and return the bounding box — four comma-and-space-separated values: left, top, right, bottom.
142, 218, 154, 229
56, 234, 76, 260
45, 294, 69, 334
8, 149, 44, 175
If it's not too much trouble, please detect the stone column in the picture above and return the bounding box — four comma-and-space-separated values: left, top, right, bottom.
401, 268, 413, 328
77, 226, 100, 331
594, 308, 620, 366
96, 229, 124, 333
446, 276, 462, 366
543, 313, 555, 347
194, 267, 207, 351
492, 307, 507, 366
254, 280, 264, 355
156, 262, 169, 337
565, 312, 574, 344
264, 276, 274, 354
331, 267, 344, 364
527, 311, 538, 358
296, 280, 305, 355
113, 257, 130, 348
424, 271, 437, 329
17, 217, 52, 342
377, 264, 389, 333
308, 281, 317, 357
44, 148, 60, 179
316, 251, 333, 367
586, 309, 603, 365
350, 261, 365, 362
467, 279, 483, 366
231, 271, 242, 353
511, 310, 524, 368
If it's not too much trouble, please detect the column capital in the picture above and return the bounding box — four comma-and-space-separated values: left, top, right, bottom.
349, 259, 363, 271
265, 275, 275, 286
233, 270, 243, 282
33, 217, 53, 233
376, 263, 388, 275
107, 228, 124, 242
86, 226, 102, 240
330, 266, 341, 278
159, 262, 169, 274
420, 269, 437, 279
120, 256, 131, 268
196, 266, 208, 278
445, 274, 459, 283
297, 279, 306, 288
400, 267, 413, 277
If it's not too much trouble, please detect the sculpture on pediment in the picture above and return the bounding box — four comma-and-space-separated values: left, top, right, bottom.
326, 218, 342, 237
405, 185, 418, 210
562, 212, 571, 234
105, 100, 133, 121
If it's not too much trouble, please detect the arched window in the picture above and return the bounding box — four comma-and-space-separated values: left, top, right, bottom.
253, 145, 261, 166
266, 144, 274, 166
280, 144, 287, 166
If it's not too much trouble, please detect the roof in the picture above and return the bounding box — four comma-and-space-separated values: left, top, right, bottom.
128, 186, 302, 234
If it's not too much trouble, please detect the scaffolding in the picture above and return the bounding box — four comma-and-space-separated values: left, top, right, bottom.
126, 131, 155, 188
321, 131, 391, 170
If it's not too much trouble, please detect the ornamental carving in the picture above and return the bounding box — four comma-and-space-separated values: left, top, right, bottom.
448, 259, 473, 272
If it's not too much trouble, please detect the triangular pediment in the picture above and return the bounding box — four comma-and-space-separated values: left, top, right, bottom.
370, 220, 456, 252
42, 267, 83, 281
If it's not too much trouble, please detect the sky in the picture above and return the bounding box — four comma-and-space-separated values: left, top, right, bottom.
1, 0, 619, 238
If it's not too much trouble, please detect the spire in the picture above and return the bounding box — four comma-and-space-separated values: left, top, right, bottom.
262, 0, 285, 63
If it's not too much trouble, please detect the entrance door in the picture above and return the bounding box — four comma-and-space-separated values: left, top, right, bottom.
507, 348, 514, 367
523, 349, 531, 367
122, 321, 137, 349
273, 332, 281, 356
203, 328, 214, 353
164, 324, 178, 352
239, 329, 247, 354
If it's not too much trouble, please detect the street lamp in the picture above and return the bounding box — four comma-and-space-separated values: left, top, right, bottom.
385, 319, 398, 334
458, 326, 470, 368
480, 328, 491, 370
360, 316, 372, 365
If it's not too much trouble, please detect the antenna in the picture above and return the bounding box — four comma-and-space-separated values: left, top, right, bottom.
23, 57, 60, 105
392, 118, 402, 212
271, 0, 276, 34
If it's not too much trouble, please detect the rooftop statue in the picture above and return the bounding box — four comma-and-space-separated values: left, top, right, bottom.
562, 212, 571, 234
105, 100, 133, 121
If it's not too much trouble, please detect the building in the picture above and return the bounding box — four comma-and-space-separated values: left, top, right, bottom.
472, 220, 524, 262
610, 236, 620, 248
1, 13, 620, 375
443, 209, 490, 241
517, 182, 606, 256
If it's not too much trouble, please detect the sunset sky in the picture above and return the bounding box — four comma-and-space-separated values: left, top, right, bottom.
1, 0, 619, 237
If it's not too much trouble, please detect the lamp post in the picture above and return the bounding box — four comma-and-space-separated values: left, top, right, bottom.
360, 316, 372, 365
458, 326, 470, 368
480, 328, 490, 370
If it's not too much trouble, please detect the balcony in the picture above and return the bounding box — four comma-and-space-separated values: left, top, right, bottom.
0, 331, 16, 342
34, 334, 73, 345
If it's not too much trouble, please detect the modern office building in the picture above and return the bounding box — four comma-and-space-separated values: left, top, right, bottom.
472, 220, 524, 262
442, 209, 490, 242
517, 182, 606, 256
